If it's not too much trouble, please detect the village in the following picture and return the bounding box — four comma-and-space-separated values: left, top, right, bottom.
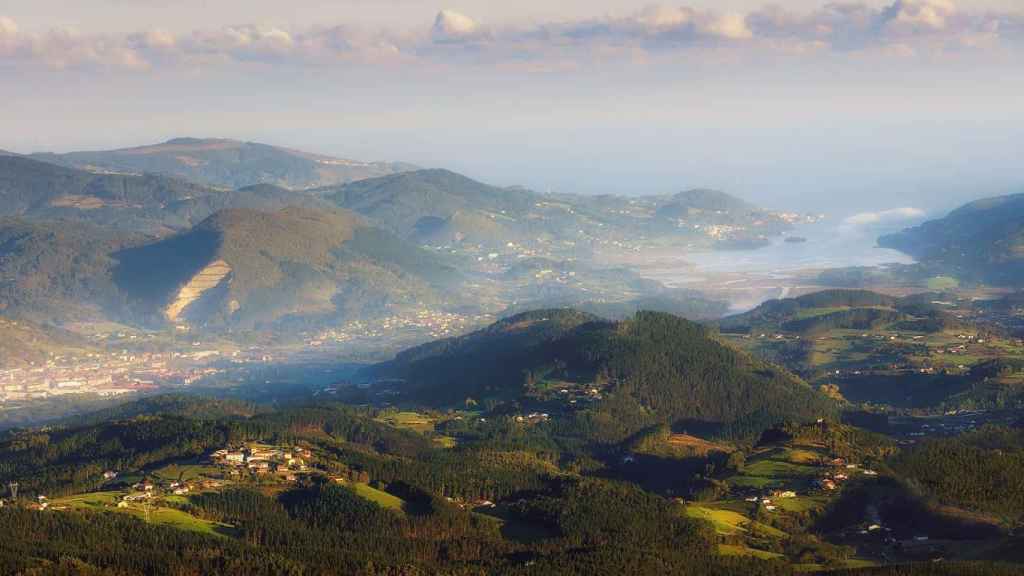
308, 309, 494, 349
15, 442, 320, 517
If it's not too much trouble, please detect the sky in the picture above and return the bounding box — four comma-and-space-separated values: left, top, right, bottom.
2, 0, 1023, 218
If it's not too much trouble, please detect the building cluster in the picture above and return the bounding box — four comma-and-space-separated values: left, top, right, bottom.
745, 490, 798, 512
211, 444, 311, 480
814, 459, 878, 492
311, 310, 492, 346
0, 350, 235, 403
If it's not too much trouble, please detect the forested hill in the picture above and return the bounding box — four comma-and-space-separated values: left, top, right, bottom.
879, 193, 1024, 286
0, 218, 140, 322
29, 137, 416, 190
113, 207, 464, 329
367, 310, 838, 439
0, 395, 1021, 574
717, 289, 957, 335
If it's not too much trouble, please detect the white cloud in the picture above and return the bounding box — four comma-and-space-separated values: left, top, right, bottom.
705, 13, 753, 40
1, 1, 1022, 73
0, 16, 20, 56
432, 10, 488, 43
843, 207, 926, 226
636, 6, 693, 30
883, 0, 956, 32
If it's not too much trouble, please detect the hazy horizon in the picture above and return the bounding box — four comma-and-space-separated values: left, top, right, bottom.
4, 0, 1023, 216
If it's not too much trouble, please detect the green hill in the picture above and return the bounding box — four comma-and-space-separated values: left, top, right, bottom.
30, 137, 415, 190
62, 394, 259, 426
114, 207, 463, 329
879, 193, 1024, 286
367, 310, 838, 438
717, 290, 958, 335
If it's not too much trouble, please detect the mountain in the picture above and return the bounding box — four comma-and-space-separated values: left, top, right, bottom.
325, 169, 794, 255
326, 168, 542, 247
366, 309, 838, 438
654, 188, 759, 219
30, 137, 416, 190
113, 207, 464, 329
879, 193, 1024, 286
0, 155, 327, 234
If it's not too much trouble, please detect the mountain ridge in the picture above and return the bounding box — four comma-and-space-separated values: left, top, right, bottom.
879, 192, 1024, 285
29, 137, 416, 191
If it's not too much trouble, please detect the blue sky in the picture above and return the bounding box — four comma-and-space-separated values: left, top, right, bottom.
2, 1, 1022, 218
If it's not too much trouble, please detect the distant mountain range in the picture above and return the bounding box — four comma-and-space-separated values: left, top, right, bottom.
0, 141, 802, 334
29, 138, 416, 191
880, 193, 1024, 286
324, 169, 793, 254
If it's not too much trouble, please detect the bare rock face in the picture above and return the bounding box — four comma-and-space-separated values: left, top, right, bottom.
164, 260, 232, 322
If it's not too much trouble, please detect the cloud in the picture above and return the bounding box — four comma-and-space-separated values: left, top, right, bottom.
881, 0, 956, 32
843, 207, 926, 226
432, 9, 489, 44
1, 0, 1022, 73
0, 16, 20, 56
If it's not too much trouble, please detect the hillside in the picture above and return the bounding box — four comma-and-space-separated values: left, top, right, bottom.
327, 169, 541, 246
0, 316, 94, 367
879, 193, 1024, 286
114, 207, 464, 329
714, 290, 1024, 413
719, 290, 904, 335
0, 218, 138, 322
30, 137, 415, 190
716, 289, 961, 337
326, 170, 794, 254
0, 155, 327, 234
366, 310, 838, 439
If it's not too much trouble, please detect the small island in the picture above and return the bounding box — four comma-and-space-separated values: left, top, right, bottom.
785, 236, 808, 244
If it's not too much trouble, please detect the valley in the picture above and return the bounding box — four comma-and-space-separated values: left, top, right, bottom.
0, 139, 1023, 576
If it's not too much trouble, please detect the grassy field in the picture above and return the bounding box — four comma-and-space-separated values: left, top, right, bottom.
686, 505, 787, 539
773, 496, 829, 514
719, 544, 785, 560
686, 506, 750, 535
727, 445, 824, 490
151, 463, 222, 483
53, 491, 234, 537
742, 458, 819, 480
335, 479, 405, 512
377, 411, 436, 433
377, 410, 460, 448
